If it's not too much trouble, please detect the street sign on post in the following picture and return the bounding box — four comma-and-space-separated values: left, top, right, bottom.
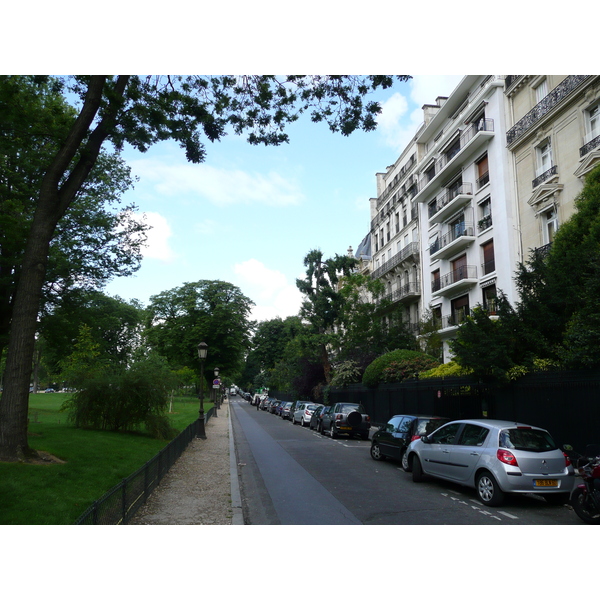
213, 378, 221, 389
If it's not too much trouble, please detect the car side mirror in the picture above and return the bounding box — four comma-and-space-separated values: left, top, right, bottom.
420, 435, 430, 444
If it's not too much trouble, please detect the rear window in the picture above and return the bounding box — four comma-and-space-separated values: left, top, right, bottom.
305, 404, 317, 410
499, 428, 557, 452
337, 404, 365, 414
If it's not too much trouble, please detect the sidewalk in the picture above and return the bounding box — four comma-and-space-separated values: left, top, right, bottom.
128, 400, 244, 525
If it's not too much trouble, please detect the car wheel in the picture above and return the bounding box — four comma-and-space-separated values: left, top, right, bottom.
301, 419, 307, 427
370, 443, 385, 461
330, 425, 338, 439
476, 471, 505, 506
571, 488, 600, 524
401, 450, 411, 472
412, 455, 423, 483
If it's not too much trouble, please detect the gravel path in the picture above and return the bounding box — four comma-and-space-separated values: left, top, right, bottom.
128, 400, 243, 525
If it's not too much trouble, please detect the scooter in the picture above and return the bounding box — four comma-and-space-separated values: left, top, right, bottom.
563, 444, 600, 524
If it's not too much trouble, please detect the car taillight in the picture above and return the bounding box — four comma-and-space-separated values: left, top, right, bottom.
497, 449, 518, 466
365, 415, 370, 422
335, 414, 342, 422
411, 435, 421, 442
563, 452, 572, 467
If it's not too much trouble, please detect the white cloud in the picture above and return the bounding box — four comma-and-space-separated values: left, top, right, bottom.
135, 211, 177, 263
130, 160, 304, 207
233, 258, 303, 322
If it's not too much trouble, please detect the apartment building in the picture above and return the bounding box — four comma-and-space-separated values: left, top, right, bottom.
367, 137, 422, 331
411, 76, 519, 362
504, 75, 600, 259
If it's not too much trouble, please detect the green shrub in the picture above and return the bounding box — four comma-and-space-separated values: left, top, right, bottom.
362, 349, 439, 387
420, 361, 473, 379
61, 353, 177, 438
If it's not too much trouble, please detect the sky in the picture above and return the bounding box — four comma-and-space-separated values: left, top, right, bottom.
102, 75, 466, 322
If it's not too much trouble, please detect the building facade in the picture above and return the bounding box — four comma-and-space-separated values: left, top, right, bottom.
504, 75, 600, 261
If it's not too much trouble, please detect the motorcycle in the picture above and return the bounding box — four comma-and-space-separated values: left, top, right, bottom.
563, 444, 600, 524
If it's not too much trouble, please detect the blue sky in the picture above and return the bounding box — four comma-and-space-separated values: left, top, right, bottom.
104, 75, 465, 322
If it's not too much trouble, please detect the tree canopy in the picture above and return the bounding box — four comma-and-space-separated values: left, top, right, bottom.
0, 74, 409, 461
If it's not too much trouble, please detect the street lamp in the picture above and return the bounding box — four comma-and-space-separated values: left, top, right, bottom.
197, 342, 208, 439
213, 366, 220, 415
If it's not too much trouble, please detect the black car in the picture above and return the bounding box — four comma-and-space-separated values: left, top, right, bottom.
309, 405, 331, 431
370, 414, 451, 471
320, 403, 371, 440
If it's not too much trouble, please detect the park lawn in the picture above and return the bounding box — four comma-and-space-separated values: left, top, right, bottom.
0, 392, 207, 525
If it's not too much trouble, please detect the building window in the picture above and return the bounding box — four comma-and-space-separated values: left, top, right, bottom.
375, 234, 379, 252
432, 269, 441, 293
478, 198, 492, 231
451, 254, 468, 282
482, 240, 495, 275
585, 103, 600, 144
451, 294, 469, 325
536, 139, 553, 178
445, 136, 462, 162
476, 154, 489, 189
395, 212, 400, 234
543, 208, 558, 244
386, 223, 390, 243
425, 162, 436, 183
483, 285, 497, 315
534, 79, 548, 103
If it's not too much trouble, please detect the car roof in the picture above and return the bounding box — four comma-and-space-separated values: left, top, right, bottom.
442, 419, 546, 430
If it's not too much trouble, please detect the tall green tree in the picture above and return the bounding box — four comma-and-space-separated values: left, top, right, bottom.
145, 280, 254, 387
296, 249, 358, 383
0, 74, 408, 461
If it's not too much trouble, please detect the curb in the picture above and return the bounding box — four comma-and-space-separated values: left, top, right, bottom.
228, 404, 244, 525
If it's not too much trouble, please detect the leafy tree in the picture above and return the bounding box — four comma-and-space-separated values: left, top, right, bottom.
334, 272, 417, 372
296, 249, 359, 383
39, 290, 145, 376
251, 316, 304, 373
145, 280, 254, 387
0, 73, 409, 461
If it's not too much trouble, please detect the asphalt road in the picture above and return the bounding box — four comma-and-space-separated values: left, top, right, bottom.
229, 398, 581, 525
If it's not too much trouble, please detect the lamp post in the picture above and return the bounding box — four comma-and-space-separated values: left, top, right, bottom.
197, 342, 208, 439
213, 366, 220, 416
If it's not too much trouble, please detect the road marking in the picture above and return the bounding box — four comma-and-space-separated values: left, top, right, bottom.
498, 511, 518, 519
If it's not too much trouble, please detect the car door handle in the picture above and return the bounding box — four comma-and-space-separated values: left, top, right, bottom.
470, 452, 479, 456
442, 449, 450, 453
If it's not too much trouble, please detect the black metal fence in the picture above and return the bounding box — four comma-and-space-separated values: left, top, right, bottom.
272, 370, 600, 451
74, 408, 214, 525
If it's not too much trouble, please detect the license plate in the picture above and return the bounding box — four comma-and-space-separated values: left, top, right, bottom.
339, 426, 352, 430
534, 479, 558, 487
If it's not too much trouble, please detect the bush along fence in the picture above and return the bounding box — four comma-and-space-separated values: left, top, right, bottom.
74, 407, 215, 525
272, 369, 600, 451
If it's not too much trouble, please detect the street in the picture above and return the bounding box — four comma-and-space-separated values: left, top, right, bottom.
229, 398, 580, 525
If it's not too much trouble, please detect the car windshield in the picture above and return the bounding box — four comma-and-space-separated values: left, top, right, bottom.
499, 428, 557, 452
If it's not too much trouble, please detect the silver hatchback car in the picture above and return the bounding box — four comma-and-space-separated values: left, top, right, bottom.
405, 419, 575, 506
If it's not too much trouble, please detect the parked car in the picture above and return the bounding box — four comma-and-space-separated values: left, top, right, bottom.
280, 401, 294, 420
320, 403, 371, 440
259, 396, 270, 410
292, 403, 322, 426
310, 405, 330, 431
269, 399, 283, 414
405, 419, 575, 506
370, 415, 451, 471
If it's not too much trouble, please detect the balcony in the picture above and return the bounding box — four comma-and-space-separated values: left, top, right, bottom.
379, 281, 421, 305
580, 134, 600, 158
478, 214, 493, 232
415, 119, 494, 203
371, 242, 419, 280
433, 265, 478, 297
440, 307, 471, 330
532, 164, 558, 188
506, 76, 592, 146
428, 183, 473, 223
430, 223, 475, 261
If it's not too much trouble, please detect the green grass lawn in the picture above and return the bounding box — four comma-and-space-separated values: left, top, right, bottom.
0, 392, 209, 525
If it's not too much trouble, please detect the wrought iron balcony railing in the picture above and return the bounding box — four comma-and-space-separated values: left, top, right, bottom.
506, 76, 592, 146
532, 164, 558, 188
428, 183, 473, 219
371, 241, 419, 280
580, 134, 600, 158
438, 265, 477, 290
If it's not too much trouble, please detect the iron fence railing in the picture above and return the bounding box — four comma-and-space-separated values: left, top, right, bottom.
74, 407, 214, 525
